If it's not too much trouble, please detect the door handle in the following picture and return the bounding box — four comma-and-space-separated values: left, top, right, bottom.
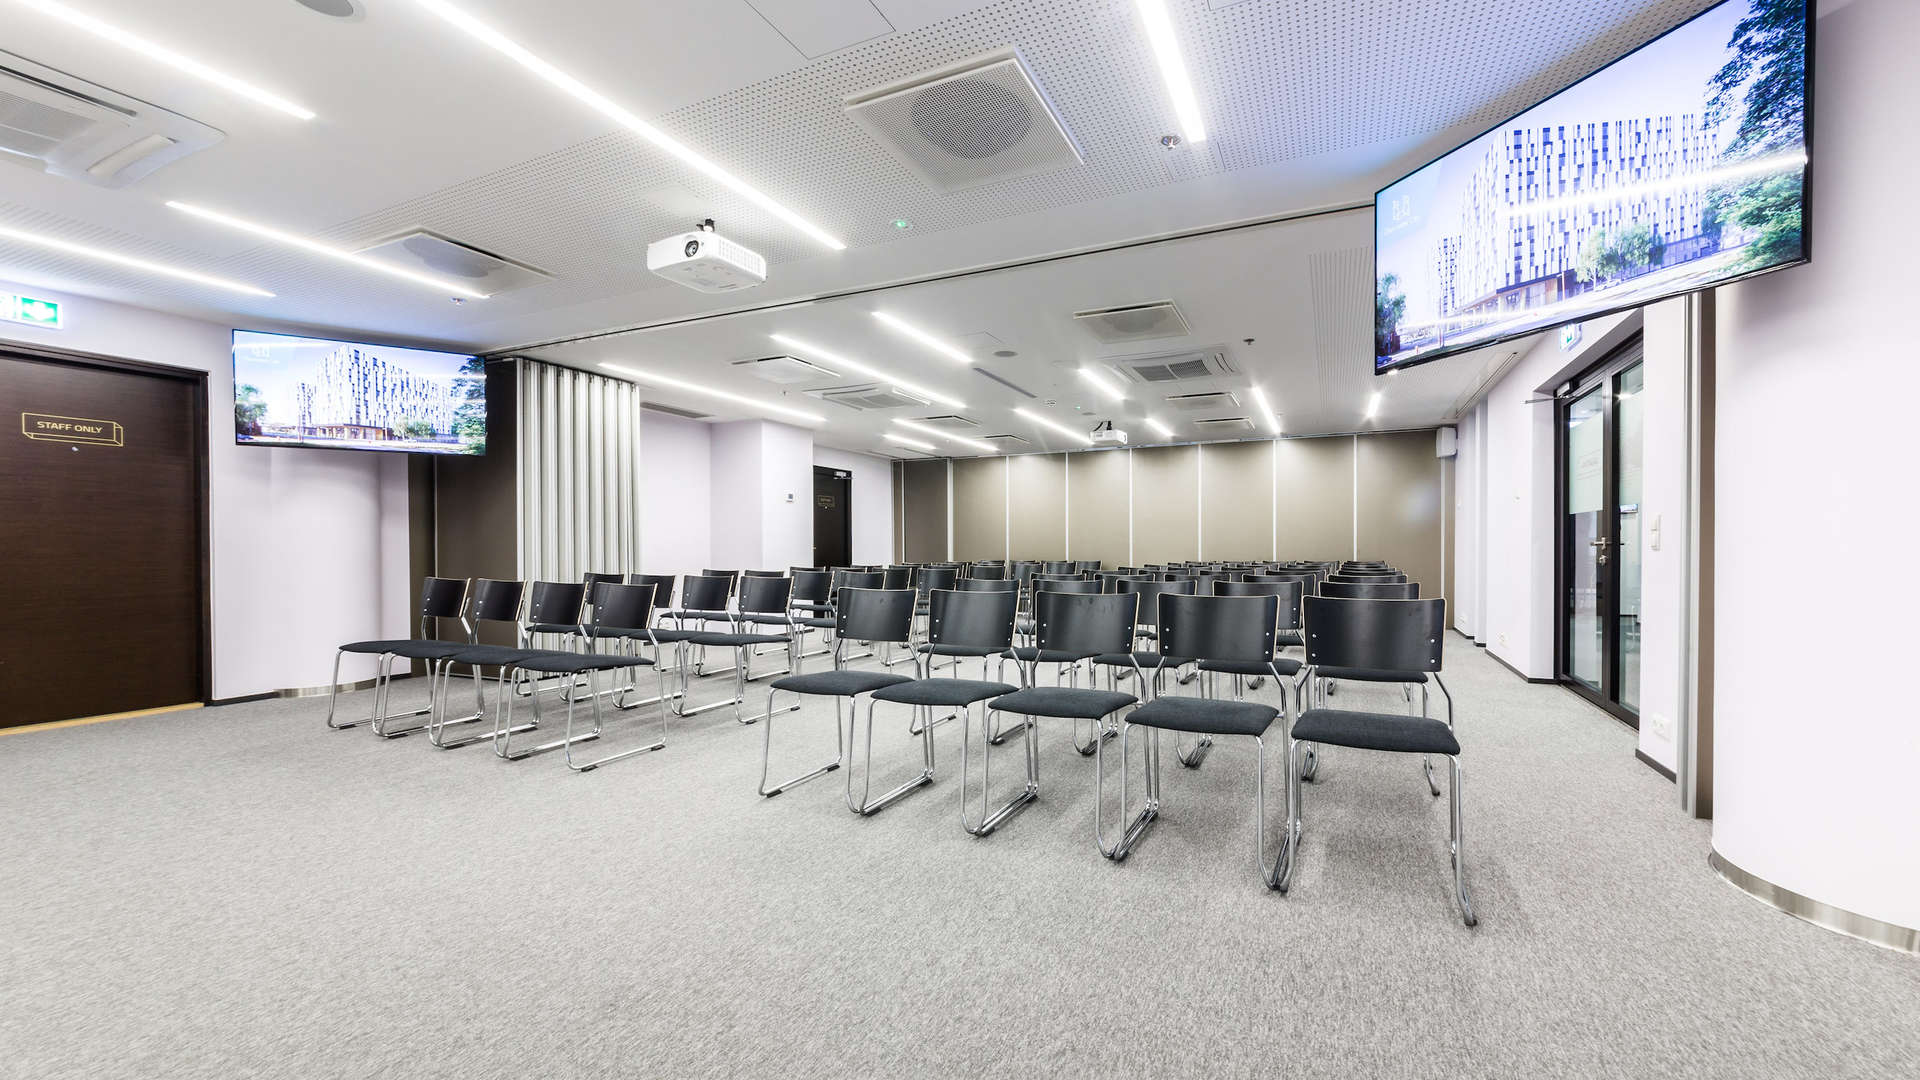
1589, 537, 1610, 565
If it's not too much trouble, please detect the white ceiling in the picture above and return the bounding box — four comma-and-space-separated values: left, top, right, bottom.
0, 0, 1717, 452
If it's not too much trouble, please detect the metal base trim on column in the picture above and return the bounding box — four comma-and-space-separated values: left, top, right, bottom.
1709, 850, 1919, 955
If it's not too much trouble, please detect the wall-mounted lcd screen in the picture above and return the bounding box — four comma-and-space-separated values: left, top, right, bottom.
232, 329, 485, 455
1374, 0, 1809, 372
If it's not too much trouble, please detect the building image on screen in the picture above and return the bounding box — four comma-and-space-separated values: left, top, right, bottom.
232, 330, 485, 455
1375, 0, 1808, 371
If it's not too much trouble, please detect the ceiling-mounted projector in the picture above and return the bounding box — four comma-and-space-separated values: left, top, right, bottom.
1090, 421, 1128, 446
647, 220, 765, 293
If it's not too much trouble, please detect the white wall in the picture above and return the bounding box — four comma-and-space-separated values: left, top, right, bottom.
761, 422, 814, 570
639, 411, 711, 579
0, 278, 410, 700
707, 421, 763, 572
814, 445, 896, 565
1710, 0, 1920, 931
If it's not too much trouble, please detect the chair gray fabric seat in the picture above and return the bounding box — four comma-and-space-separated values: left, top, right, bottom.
445, 644, 547, 666
587, 626, 654, 641
988, 686, 1137, 721
647, 628, 706, 644
1277, 630, 1303, 647
1001, 646, 1094, 664
872, 678, 1016, 707
666, 610, 732, 623
525, 622, 585, 636
340, 638, 468, 660
1127, 694, 1277, 737
739, 613, 796, 626
791, 602, 833, 612
1090, 651, 1184, 669
1290, 708, 1460, 755
683, 630, 792, 647
916, 643, 1003, 658
794, 616, 837, 629
515, 651, 645, 675
770, 669, 912, 697
1316, 666, 1429, 684
1199, 657, 1303, 677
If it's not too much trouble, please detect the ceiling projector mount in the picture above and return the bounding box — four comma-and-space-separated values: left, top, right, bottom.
1090, 419, 1128, 446
648, 218, 767, 293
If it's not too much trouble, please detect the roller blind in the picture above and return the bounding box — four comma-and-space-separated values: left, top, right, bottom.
516, 360, 643, 582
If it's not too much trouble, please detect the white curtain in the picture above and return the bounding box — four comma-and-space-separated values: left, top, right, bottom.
516, 359, 643, 581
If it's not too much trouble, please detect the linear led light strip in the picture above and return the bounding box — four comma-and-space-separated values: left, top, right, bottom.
1077, 366, 1126, 402
1497, 151, 1807, 226
769, 333, 964, 409
15, 0, 315, 120
884, 433, 935, 452
165, 202, 488, 299
412, 0, 843, 251
1366, 391, 1382, 420
601, 362, 824, 424
1143, 416, 1174, 439
871, 311, 972, 365
893, 417, 997, 454
0, 223, 273, 297
1250, 385, 1281, 434
1134, 0, 1207, 143
1013, 407, 1094, 446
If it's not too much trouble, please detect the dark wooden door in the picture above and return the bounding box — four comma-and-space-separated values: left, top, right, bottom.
0, 350, 208, 727
812, 467, 851, 569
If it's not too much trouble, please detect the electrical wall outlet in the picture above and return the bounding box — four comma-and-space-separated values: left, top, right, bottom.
1498, 632, 1509, 647
1648, 712, 1674, 741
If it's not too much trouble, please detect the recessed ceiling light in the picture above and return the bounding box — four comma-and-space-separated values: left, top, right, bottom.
769, 333, 964, 409
1250, 385, 1282, 434
894, 417, 997, 454
1013, 406, 1094, 446
166, 201, 489, 298
1077, 366, 1126, 402
892, 219, 912, 230
1366, 391, 1382, 419
872, 311, 972, 365
884, 432, 935, 452
16, 0, 316, 120
412, 0, 843, 251
1144, 416, 1174, 439
601, 362, 824, 424
1134, 0, 1207, 143
0, 222, 273, 297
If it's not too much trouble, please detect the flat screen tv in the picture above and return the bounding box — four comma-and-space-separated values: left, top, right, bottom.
1374, 0, 1810, 373
232, 329, 486, 455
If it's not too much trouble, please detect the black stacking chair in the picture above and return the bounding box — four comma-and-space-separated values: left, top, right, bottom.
1308, 578, 1432, 722
1041, 560, 1072, 575
628, 574, 677, 626
967, 562, 1007, 580
1276, 596, 1471, 924
502, 582, 667, 772
788, 569, 835, 659
1103, 592, 1291, 871
1090, 578, 1196, 708
759, 587, 918, 798
922, 576, 1017, 678
1072, 560, 1101, 573
422, 578, 533, 749
658, 575, 737, 715
842, 589, 1020, 816
522, 577, 594, 652
1329, 572, 1409, 584
438, 579, 578, 755
969, 592, 1140, 836
678, 575, 799, 724
327, 576, 470, 733
1179, 578, 1308, 769
744, 568, 786, 578
881, 566, 913, 590
830, 570, 886, 661
1320, 581, 1420, 599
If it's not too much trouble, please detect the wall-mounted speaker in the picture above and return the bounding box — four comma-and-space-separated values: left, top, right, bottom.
1436, 426, 1458, 459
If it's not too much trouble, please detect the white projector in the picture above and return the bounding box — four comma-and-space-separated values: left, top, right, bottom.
647, 228, 766, 293
1090, 427, 1129, 446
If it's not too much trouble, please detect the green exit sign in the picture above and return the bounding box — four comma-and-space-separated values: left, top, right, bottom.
4, 293, 62, 329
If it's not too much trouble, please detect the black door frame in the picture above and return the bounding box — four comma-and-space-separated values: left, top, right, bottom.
1553, 333, 1642, 728
1, 340, 213, 707
812, 466, 852, 569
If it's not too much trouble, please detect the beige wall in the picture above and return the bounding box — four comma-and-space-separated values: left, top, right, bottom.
1200, 440, 1274, 561
1065, 448, 1130, 568
1130, 445, 1199, 565
1009, 453, 1067, 560
951, 456, 1007, 561
1275, 435, 1355, 562
898, 459, 947, 563
1356, 429, 1445, 597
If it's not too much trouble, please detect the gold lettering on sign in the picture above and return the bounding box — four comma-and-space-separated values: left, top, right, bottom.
20, 412, 124, 447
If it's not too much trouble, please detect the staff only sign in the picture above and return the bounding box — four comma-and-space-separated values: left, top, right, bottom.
20, 412, 124, 447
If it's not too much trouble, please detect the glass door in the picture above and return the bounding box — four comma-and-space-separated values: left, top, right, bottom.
1557, 337, 1643, 724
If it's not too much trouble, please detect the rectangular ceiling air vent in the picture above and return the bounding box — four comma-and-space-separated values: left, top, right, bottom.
642, 401, 712, 420
974, 368, 1037, 398
732, 354, 838, 385
817, 384, 928, 412
917, 414, 978, 428
1073, 301, 1190, 345
981, 434, 1030, 446
0, 51, 222, 189
1194, 416, 1256, 431
1166, 390, 1240, 411
844, 48, 1083, 193
355, 231, 552, 296
1108, 347, 1237, 385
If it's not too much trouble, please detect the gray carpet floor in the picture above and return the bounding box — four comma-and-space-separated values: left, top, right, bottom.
3, 636, 1916, 1079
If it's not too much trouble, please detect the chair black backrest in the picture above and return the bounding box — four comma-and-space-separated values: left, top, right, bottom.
1033, 592, 1138, 657
967, 563, 1006, 580
1329, 571, 1408, 584
702, 569, 741, 596
791, 569, 832, 604
470, 579, 524, 623
1158, 593, 1279, 665
583, 572, 625, 608
593, 582, 656, 634
1215, 578, 1305, 631
738, 575, 793, 615
629, 573, 677, 611
956, 577, 1018, 593
915, 566, 960, 597
1011, 561, 1040, 583
1042, 560, 1072, 575
1303, 596, 1445, 672
1072, 561, 1101, 573
681, 575, 733, 614
744, 568, 785, 577
1035, 578, 1103, 596
834, 570, 884, 595
881, 566, 913, 590
1321, 580, 1420, 600
1119, 577, 1197, 628
419, 577, 469, 624
928, 589, 1017, 651
526, 580, 583, 626
835, 587, 916, 645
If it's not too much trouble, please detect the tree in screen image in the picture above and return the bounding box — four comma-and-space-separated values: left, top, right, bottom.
397, 418, 437, 440
235, 383, 268, 437
1575, 223, 1668, 286
454, 356, 487, 454
1705, 0, 1808, 271
1375, 273, 1407, 359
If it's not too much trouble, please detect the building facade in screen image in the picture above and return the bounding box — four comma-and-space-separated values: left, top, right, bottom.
232, 330, 485, 455
1375, 0, 1808, 370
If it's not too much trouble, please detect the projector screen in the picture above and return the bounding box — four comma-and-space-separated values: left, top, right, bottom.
232, 330, 486, 455
1374, 0, 1810, 373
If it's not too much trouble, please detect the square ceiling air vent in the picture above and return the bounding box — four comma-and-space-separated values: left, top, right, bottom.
844, 48, 1083, 193
355, 231, 551, 296
916, 414, 979, 428
1194, 416, 1256, 431
1166, 391, 1240, 411
981, 434, 1030, 446
0, 53, 222, 189
1073, 301, 1190, 345
1108, 348, 1237, 385
733, 354, 838, 384
818, 385, 928, 411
